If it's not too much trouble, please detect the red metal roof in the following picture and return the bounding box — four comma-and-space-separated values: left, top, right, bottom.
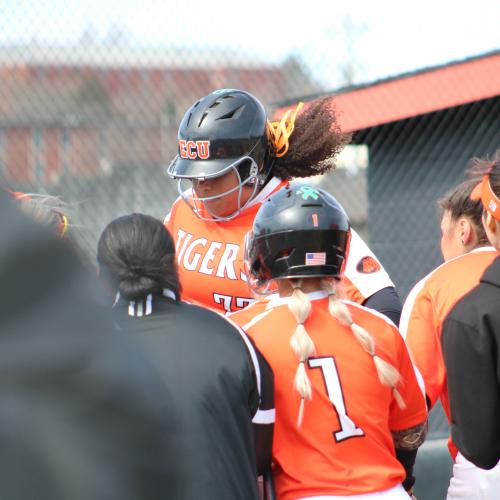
273, 52, 500, 133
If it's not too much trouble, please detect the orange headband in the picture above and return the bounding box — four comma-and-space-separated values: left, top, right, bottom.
471, 174, 500, 221
267, 102, 304, 158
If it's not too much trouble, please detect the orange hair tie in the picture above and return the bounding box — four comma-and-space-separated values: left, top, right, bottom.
59, 213, 69, 238
267, 102, 304, 158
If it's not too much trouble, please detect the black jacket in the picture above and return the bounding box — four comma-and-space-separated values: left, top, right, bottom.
112, 293, 275, 500
442, 254, 500, 470
364, 286, 402, 326
0, 190, 182, 500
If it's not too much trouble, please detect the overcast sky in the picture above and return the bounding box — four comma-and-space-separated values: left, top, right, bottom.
1, 0, 498, 87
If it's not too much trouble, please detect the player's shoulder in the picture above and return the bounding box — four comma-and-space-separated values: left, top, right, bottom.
249, 178, 286, 206
343, 299, 399, 331
422, 247, 497, 290
177, 300, 255, 348
228, 297, 274, 329
401, 247, 498, 334
177, 299, 230, 324
343, 229, 394, 299
343, 299, 408, 354
164, 191, 192, 225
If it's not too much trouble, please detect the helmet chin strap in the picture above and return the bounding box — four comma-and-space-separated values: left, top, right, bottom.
177, 162, 260, 222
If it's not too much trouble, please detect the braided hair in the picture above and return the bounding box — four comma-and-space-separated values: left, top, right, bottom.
287, 278, 405, 427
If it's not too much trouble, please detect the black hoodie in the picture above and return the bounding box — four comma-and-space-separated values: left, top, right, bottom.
442, 254, 500, 470
0, 190, 180, 500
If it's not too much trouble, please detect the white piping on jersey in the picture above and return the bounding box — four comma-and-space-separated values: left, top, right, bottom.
264, 290, 329, 309
128, 300, 136, 316
225, 312, 275, 424
241, 308, 274, 332
128, 295, 152, 317
261, 291, 399, 329
246, 177, 283, 208
342, 300, 425, 399
469, 245, 496, 253
341, 298, 426, 397
162, 288, 176, 300
252, 408, 275, 424
399, 279, 426, 339
259, 291, 399, 328
343, 298, 426, 397
400, 245, 497, 399
224, 315, 262, 399
239, 291, 328, 331
400, 245, 497, 339
118, 289, 177, 317
145, 296, 152, 315
342, 299, 398, 329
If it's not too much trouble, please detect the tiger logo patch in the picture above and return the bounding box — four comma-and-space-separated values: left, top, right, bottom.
356, 256, 381, 274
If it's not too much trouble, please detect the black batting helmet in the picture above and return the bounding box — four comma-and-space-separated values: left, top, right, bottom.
244, 181, 350, 292
167, 88, 272, 182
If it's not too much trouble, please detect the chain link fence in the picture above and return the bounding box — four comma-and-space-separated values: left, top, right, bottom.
2, 42, 498, 284
1, 8, 500, 498
0, 42, 328, 264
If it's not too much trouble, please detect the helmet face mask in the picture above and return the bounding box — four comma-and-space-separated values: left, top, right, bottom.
244, 182, 351, 291
167, 89, 271, 221
176, 156, 261, 222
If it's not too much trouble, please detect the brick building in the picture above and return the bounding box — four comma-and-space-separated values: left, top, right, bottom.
0, 43, 320, 184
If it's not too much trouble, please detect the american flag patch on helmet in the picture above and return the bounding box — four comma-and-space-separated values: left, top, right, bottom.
305, 252, 326, 265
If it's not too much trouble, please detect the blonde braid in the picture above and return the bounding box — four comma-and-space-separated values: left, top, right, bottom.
321, 279, 406, 409
288, 279, 315, 426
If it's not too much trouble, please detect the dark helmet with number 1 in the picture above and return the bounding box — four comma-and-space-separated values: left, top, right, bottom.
244, 181, 350, 293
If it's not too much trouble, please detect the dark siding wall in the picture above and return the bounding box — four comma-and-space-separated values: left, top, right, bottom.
358, 100, 499, 499
357, 96, 500, 301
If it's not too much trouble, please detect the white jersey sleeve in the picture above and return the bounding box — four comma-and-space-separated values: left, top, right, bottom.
344, 229, 395, 300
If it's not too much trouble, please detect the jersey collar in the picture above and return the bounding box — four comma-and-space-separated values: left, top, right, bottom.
247, 177, 286, 208
264, 289, 328, 309
113, 288, 177, 317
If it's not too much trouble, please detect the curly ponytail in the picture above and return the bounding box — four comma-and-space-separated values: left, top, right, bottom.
269, 97, 352, 180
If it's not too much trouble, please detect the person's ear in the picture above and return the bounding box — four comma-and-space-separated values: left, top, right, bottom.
458, 217, 472, 245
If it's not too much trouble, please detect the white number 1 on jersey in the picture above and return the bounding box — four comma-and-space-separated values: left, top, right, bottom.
308, 356, 365, 442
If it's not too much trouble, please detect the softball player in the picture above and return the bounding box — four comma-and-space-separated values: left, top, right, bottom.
230, 182, 427, 500
97, 213, 275, 500
400, 163, 500, 499
165, 89, 401, 323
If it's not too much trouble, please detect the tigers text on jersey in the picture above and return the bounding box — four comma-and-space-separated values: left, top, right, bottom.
230, 292, 427, 499
400, 247, 498, 458
165, 178, 394, 313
